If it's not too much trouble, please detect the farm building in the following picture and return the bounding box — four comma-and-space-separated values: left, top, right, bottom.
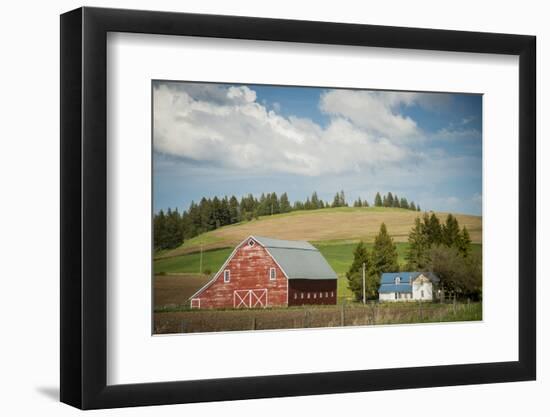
378, 272, 440, 302
189, 236, 338, 309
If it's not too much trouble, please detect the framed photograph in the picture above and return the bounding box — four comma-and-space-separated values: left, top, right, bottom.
60, 6, 536, 409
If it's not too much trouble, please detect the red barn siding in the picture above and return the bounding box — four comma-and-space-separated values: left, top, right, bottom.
287, 279, 337, 306
192, 240, 287, 309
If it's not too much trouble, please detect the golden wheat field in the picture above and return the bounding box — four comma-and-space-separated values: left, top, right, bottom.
160, 207, 482, 258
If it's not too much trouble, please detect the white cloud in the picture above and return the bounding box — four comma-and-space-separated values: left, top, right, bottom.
153, 83, 412, 176
319, 90, 421, 140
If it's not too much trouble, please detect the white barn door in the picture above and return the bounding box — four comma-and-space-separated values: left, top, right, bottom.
233, 289, 268, 308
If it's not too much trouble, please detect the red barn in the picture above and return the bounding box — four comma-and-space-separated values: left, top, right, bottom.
189, 236, 338, 309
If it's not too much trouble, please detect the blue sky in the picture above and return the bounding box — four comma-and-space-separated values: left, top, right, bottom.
153, 81, 482, 215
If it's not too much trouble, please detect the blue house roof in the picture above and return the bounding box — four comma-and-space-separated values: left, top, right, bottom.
378, 272, 439, 293
378, 283, 412, 293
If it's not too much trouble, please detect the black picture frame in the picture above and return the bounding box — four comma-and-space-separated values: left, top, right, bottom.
60, 6, 536, 410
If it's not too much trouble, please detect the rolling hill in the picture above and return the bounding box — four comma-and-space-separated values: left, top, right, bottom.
156, 206, 482, 259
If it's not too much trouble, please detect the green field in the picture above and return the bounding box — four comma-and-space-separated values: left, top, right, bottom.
154, 242, 481, 275
154, 247, 233, 274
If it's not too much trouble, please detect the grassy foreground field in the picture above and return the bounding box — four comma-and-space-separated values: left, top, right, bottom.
154, 302, 482, 334
156, 207, 482, 259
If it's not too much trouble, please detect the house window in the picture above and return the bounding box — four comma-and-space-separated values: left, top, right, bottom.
223, 269, 230, 283
269, 267, 276, 280
248, 239, 255, 247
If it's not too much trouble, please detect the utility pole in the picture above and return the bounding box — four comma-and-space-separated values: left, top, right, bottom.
362, 262, 366, 304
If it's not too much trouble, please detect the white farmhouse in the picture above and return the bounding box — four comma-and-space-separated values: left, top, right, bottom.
378, 272, 440, 302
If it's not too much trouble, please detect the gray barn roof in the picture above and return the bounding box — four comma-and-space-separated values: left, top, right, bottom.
253, 236, 337, 280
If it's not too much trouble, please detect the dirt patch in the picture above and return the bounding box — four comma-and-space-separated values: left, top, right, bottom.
154, 274, 212, 309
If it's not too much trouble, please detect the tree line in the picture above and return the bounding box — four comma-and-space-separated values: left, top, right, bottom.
346, 212, 481, 302
373, 191, 421, 211
154, 190, 423, 250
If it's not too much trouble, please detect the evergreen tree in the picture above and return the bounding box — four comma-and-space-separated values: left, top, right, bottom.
424, 212, 443, 245
153, 210, 166, 250
370, 223, 400, 289
229, 195, 240, 223
220, 196, 231, 226
212, 196, 222, 228
441, 214, 460, 247
258, 193, 268, 215
385, 192, 394, 207
311, 191, 320, 209
456, 226, 472, 257
405, 217, 430, 269
346, 241, 372, 300
393, 194, 400, 208
374, 192, 383, 207
339, 190, 347, 207
363, 199, 369, 207
332, 192, 341, 208
155, 208, 183, 249
274, 192, 281, 214
400, 197, 409, 209
417, 205, 421, 212
199, 197, 214, 232
280, 192, 291, 213
409, 201, 416, 211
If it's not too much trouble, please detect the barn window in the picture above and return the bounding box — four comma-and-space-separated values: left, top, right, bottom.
331, 291, 334, 297
269, 267, 276, 280
307, 293, 310, 299
319, 292, 323, 299
294, 293, 297, 299
223, 269, 230, 283
301, 293, 304, 299
248, 239, 255, 247
313, 293, 317, 299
